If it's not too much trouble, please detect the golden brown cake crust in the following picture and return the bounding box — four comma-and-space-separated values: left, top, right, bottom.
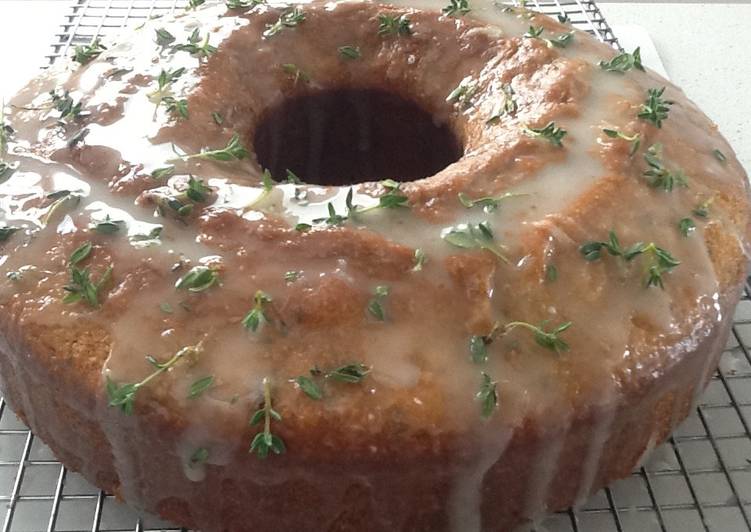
0, 1, 748, 530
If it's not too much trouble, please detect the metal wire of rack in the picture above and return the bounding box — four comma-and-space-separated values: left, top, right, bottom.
0, 0, 742, 530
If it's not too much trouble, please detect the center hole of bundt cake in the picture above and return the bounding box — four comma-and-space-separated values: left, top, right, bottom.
253, 88, 463, 185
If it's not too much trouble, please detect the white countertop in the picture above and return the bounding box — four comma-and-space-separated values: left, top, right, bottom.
0, 0, 748, 171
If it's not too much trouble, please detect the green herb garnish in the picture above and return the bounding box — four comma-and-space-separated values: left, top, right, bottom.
189, 448, 209, 468
175, 28, 217, 58
378, 14, 412, 36
354, 179, 409, 214
486, 83, 517, 123
523, 122, 567, 147
0, 226, 19, 242
477, 372, 498, 418
638, 87, 673, 128
442, 221, 508, 261
678, 217, 696, 237
175, 265, 219, 292
281, 63, 310, 84
412, 249, 426, 272
172, 133, 248, 162
599, 48, 644, 72
155, 28, 176, 47
504, 320, 572, 353
226, 0, 265, 8
338, 45, 361, 60
458, 191, 527, 213
284, 270, 301, 283
644, 144, 688, 191
242, 290, 273, 332
92, 215, 124, 235
264, 7, 305, 38
603, 128, 641, 156
580, 230, 680, 288
107, 343, 203, 414
188, 375, 214, 399
63, 241, 112, 307
545, 263, 558, 282
249, 377, 286, 458
446, 77, 478, 108
73, 38, 106, 64
525, 25, 544, 38
367, 285, 390, 321
151, 166, 175, 180
443, 0, 470, 17
713, 149, 727, 163
49, 90, 83, 122
294, 363, 370, 400
692, 197, 712, 218
187, 0, 206, 9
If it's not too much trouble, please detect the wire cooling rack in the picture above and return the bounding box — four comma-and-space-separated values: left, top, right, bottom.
0, 0, 742, 530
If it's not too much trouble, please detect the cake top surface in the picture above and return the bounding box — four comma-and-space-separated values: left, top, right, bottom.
0, 0, 749, 472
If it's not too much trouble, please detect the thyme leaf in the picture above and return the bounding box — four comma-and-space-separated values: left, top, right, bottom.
188, 375, 214, 399
63, 241, 112, 307
175, 265, 219, 292
175, 28, 217, 58
477, 372, 498, 418
458, 191, 527, 213
486, 83, 517, 124
338, 45, 361, 60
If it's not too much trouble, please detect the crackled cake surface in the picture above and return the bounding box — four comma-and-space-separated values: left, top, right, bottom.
0, 0, 749, 530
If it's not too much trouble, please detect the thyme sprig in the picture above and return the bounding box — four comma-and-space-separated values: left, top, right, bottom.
354, 179, 409, 214
580, 230, 680, 288
523, 122, 567, 147
599, 47, 644, 73
678, 218, 696, 237
638, 87, 673, 128
107, 342, 203, 415
644, 144, 688, 191
73, 38, 106, 64
63, 241, 112, 307
504, 320, 572, 353
603, 128, 641, 156
169, 133, 248, 163
477, 372, 498, 418
264, 7, 305, 38
226, 0, 265, 8
249, 377, 286, 458
525, 25, 544, 38
175, 28, 217, 58
378, 14, 412, 36
294, 363, 371, 400
458, 191, 527, 213
442, 0, 470, 17
469, 322, 501, 364
148, 67, 188, 119
242, 290, 273, 332
92, 215, 124, 235
442, 221, 508, 262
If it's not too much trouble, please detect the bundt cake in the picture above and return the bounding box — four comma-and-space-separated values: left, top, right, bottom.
0, 0, 748, 530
